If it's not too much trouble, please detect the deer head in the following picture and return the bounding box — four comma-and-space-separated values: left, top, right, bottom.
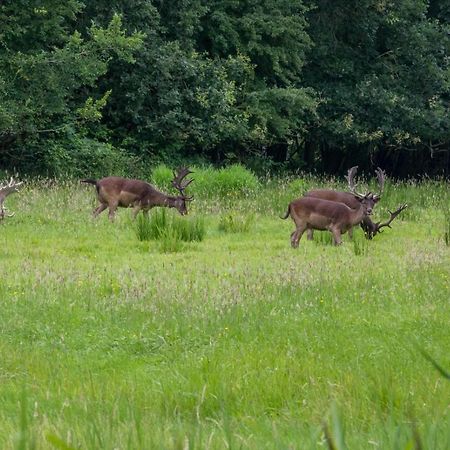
345, 166, 378, 216
171, 167, 194, 215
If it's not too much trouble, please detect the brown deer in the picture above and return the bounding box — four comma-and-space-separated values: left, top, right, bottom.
304, 166, 384, 240
360, 203, 408, 239
0, 177, 23, 220
81, 167, 194, 221
281, 170, 376, 246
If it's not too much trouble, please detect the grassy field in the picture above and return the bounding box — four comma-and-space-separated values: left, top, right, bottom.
0, 174, 449, 449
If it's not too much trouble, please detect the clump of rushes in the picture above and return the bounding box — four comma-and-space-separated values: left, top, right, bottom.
135, 209, 205, 243
218, 212, 254, 233
158, 227, 184, 253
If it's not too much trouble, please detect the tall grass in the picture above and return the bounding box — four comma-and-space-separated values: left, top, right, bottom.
135, 209, 205, 244
218, 212, 254, 233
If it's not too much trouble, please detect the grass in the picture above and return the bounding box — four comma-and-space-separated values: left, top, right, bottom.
218, 212, 254, 233
0, 176, 449, 449
135, 209, 205, 245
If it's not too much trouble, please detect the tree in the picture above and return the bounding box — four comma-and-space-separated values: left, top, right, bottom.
0, 1, 143, 174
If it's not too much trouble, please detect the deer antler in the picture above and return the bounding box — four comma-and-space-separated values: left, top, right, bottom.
171, 167, 194, 199
0, 177, 23, 196
362, 203, 408, 239
373, 167, 386, 200
345, 166, 366, 198
0, 177, 23, 220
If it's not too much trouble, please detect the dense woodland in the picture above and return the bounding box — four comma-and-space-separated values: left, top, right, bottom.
0, 0, 449, 178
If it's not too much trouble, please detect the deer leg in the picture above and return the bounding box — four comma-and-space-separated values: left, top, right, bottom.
291, 225, 306, 248
93, 203, 107, 218
348, 227, 354, 240
307, 229, 313, 240
331, 227, 342, 245
108, 202, 119, 221
132, 205, 142, 220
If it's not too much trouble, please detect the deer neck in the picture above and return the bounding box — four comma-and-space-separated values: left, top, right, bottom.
161, 195, 177, 208
349, 203, 366, 226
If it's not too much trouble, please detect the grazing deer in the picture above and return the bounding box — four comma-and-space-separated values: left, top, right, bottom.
304, 166, 385, 239
281, 169, 376, 246
361, 203, 408, 239
0, 177, 23, 220
81, 168, 194, 221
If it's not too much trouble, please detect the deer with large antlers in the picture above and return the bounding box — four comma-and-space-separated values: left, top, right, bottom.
305, 166, 406, 239
0, 177, 23, 220
304, 166, 384, 240
81, 168, 194, 221
281, 168, 378, 246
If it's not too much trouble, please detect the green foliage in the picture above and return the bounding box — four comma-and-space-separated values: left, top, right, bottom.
150, 164, 259, 198
42, 136, 134, 178
193, 164, 259, 197
218, 212, 254, 233
0, 6, 143, 171
0, 0, 449, 176
150, 165, 174, 191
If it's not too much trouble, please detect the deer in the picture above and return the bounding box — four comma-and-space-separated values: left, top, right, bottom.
0, 177, 23, 220
81, 167, 194, 221
360, 203, 408, 239
281, 169, 376, 246
304, 166, 384, 240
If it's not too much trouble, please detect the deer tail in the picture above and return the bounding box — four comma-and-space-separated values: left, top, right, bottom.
280, 204, 291, 220
80, 179, 97, 186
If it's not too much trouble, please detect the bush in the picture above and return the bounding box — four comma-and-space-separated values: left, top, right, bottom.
149, 164, 259, 198
43, 136, 137, 178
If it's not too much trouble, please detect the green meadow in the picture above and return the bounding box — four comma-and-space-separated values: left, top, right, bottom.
0, 169, 449, 449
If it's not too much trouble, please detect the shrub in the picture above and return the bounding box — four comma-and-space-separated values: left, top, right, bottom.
43, 136, 136, 178
149, 164, 259, 198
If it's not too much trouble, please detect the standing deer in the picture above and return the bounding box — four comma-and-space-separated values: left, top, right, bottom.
304, 166, 384, 240
0, 177, 23, 220
281, 169, 376, 246
81, 168, 194, 221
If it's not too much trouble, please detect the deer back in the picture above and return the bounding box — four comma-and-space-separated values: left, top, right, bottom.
291, 197, 354, 222
305, 189, 361, 209
97, 177, 162, 206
